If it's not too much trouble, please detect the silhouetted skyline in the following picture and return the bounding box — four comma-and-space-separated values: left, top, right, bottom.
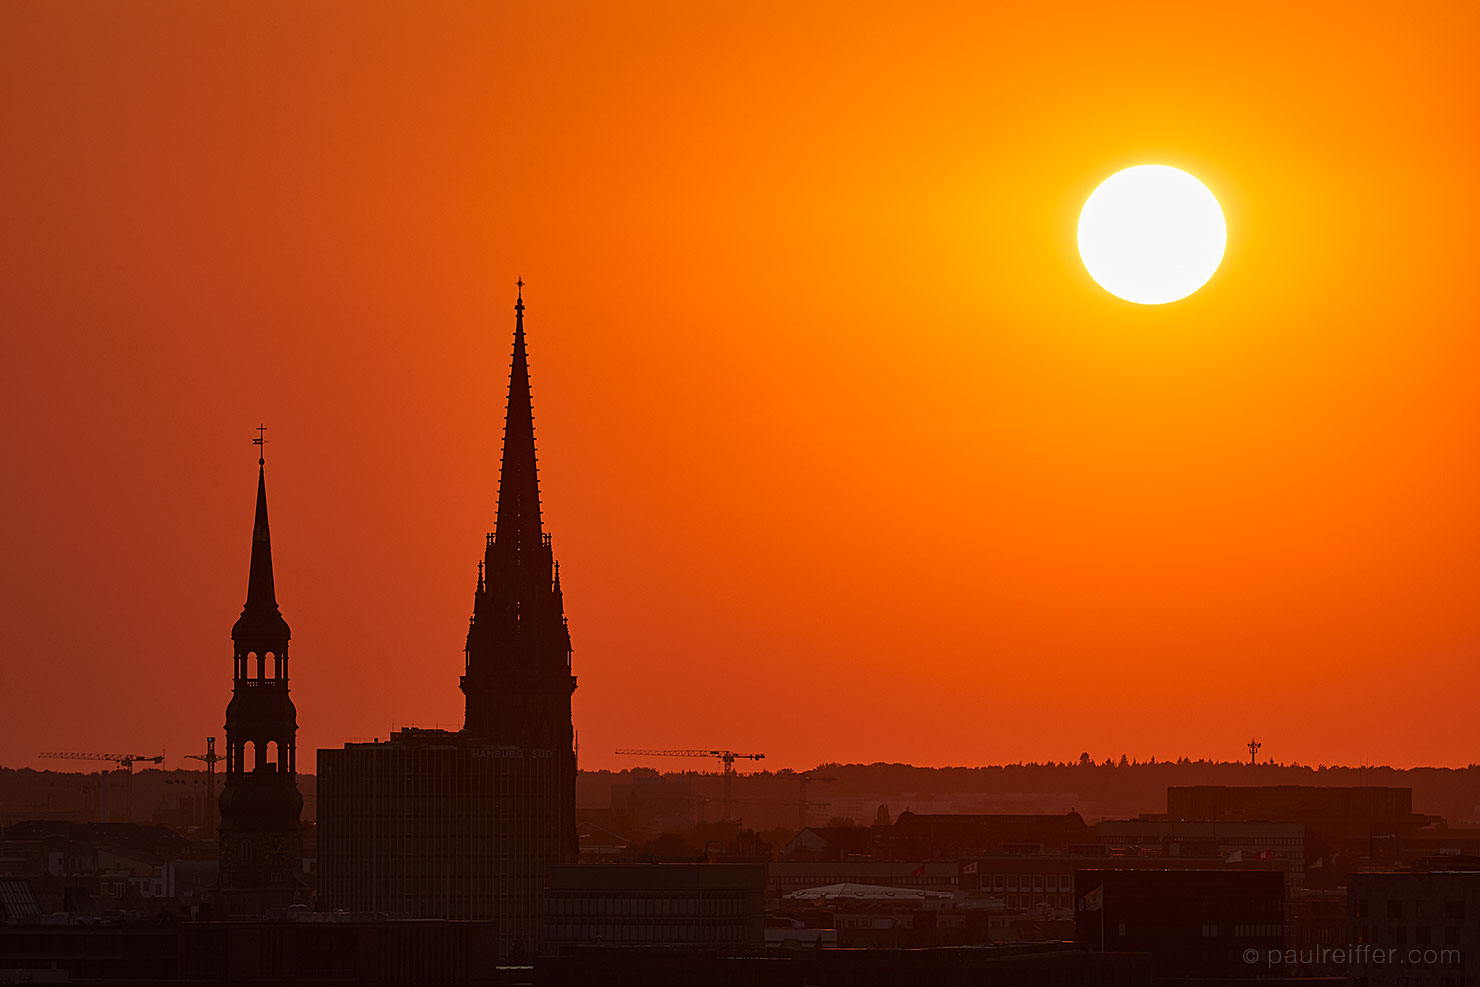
4, 3, 1479, 776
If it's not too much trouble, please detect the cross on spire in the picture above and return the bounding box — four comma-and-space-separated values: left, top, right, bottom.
253, 424, 268, 466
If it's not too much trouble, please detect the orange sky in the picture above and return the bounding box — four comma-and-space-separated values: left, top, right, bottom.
3, 2, 1478, 774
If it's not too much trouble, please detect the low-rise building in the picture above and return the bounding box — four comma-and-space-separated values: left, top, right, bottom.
1348, 868, 1479, 987
543, 863, 765, 950
1097, 819, 1305, 889
766, 860, 959, 906
1075, 868, 1285, 978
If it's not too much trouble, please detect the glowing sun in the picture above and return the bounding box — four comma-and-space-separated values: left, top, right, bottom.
1078, 165, 1227, 305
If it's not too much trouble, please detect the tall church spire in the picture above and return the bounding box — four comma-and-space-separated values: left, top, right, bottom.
234, 431, 288, 644
493, 277, 544, 560
463, 282, 576, 773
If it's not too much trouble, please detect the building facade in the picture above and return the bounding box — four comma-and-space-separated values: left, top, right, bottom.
1074, 868, 1285, 977
217, 450, 305, 917
1097, 819, 1305, 889
317, 728, 565, 958
543, 863, 765, 950
1349, 870, 1477, 987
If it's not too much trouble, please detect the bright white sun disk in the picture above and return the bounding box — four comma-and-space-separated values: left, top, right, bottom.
1077, 165, 1226, 305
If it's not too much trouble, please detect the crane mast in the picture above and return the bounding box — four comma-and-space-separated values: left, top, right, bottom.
185, 738, 224, 834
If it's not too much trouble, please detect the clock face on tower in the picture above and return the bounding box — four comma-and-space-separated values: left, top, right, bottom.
264, 837, 289, 865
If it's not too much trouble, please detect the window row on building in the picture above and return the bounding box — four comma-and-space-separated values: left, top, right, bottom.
1231, 924, 1285, 937
547, 895, 750, 917
546, 923, 749, 943
1354, 899, 1468, 921
1354, 926, 1467, 948
1003, 893, 1071, 908
984, 873, 1074, 892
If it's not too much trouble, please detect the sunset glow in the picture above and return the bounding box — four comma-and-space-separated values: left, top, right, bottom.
2, 2, 1479, 775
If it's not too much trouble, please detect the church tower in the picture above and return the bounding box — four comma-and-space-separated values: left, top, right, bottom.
461, 283, 578, 861
218, 432, 304, 917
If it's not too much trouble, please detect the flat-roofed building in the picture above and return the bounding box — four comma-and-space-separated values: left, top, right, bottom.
543, 863, 764, 950
1097, 819, 1305, 888
766, 860, 960, 906
317, 728, 565, 960
1075, 868, 1284, 978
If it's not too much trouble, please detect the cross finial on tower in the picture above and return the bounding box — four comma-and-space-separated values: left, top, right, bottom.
515, 277, 525, 319
253, 424, 268, 466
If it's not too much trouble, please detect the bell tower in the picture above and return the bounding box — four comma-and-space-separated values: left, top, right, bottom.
217, 427, 304, 917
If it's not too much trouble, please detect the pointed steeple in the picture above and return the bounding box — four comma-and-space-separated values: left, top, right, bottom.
245, 465, 278, 610
233, 432, 289, 644
463, 279, 574, 742
492, 278, 544, 558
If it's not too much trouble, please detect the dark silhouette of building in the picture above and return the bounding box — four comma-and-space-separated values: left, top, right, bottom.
317, 287, 578, 960
1349, 867, 1477, 987
1074, 869, 1284, 977
782, 810, 1094, 862
890, 810, 1093, 858
1167, 786, 1419, 826
0, 915, 500, 986
1166, 786, 1445, 889
460, 281, 578, 860
0, 820, 213, 915
544, 863, 765, 950
0, 920, 179, 982
1097, 819, 1305, 889
217, 444, 305, 917
181, 916, 501, 986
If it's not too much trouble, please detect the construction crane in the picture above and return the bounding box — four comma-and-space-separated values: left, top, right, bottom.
615, 748, 765, 823
38, 752, 164, 821
185, 738, 224, 833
